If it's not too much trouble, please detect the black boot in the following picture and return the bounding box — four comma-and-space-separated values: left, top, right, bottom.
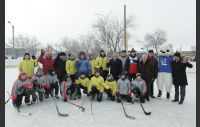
157, 90, 162, 97
166, 92, 170, 99
150, 95, 156, 98
172, 99, 179, 102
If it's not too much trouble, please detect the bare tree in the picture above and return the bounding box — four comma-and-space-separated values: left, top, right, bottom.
145, 28, 167, 53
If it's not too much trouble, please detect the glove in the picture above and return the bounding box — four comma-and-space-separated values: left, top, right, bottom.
37, 84, 41, 89
33, 80, 38, 87
116, 91, 120, 95
131, 89, 137, 94
32, 55, 36, 60
18, 86, 24, 92
41, 50, 45, 56
12, 100, 17, 108
128, 92, 132, 96
46, 85, 50, 89
99, 67, 103, 70
63, 99, 67, 102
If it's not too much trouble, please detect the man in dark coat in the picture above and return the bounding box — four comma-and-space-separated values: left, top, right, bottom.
54, 52, 67, 94
137, 54, 154, 101
106, 52, 123, 81
172, 52, 193, 104
148, 50, 158, 98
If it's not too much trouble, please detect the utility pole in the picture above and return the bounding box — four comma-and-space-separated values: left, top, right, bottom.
8, 21, 15, 58
124, 5, 126, 53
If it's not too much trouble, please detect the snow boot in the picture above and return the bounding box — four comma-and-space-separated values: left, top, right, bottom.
31, 100, 36, 105
157, 90, 162, 97
179, 101, 183, 104
172, 99, 179, 102
107, 97, 111, 101
44, 94, 49, 99
25, 102, 31, 107
166, 92, 170, 99
55, 95, 59, 99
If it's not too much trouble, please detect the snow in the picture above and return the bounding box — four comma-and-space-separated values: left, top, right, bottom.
5, 66, 196, 127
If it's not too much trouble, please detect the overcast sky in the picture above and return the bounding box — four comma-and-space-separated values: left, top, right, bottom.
5, 0, 196, 49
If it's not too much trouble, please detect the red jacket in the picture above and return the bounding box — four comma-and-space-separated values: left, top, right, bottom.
38, 54, 55, 75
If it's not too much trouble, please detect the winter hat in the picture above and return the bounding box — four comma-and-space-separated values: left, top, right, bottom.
59, 52, 66, 56
95, 70, 100, 74
130, 49, 136, 53
121, 50, 126, 53
62, 74, 70, 81
37, 67, 43, 72
136, 73, 141, 77
174, 52, 181, 57
148, 50, 154, 54
46, 51, 51, 55
49, 68, 55, 72
121, 72, 126, 76
68, 53, 74, 58
24, 53, 30, 56
19, 70, 27, 77
100, 50, 105, 54
80, 72, 86, 76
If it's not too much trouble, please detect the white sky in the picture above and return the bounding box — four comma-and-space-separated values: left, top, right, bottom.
5, 0, 196, 48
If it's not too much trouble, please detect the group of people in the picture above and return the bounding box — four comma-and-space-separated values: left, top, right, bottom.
11, 48, 193, 108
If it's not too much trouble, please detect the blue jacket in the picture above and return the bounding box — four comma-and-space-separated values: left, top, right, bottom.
75, 59, 91, 76
158, 56, 174, 73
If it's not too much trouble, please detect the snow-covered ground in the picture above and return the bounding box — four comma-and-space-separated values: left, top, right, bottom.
5, 67, 196, 127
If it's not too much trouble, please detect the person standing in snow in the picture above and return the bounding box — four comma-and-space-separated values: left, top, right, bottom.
89, 54, 95, 79
124, 49, 140, 82
11, 71, 33, 107
19, 53, 39, 78
131, 73, 147, 103
31, 67, 51, 104
38, 50, 55, 75
172, 52, 193, 104
119, 50, 128, 71
147, 50, 158, 99
95, 50, 109, 81
116, 72, 132, 103
106, 52, 122, 81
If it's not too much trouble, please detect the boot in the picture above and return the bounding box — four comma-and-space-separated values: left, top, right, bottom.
150, 95, 156, 98
172, 99, 179, 102
31, 100, 36, 105
55, 95, 59, 99
166, 92, 170, 99
25, 102, 31, 107
157, 90, 162, 97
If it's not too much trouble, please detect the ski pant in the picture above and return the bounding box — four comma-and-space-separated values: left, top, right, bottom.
128, 73, 136, 82
157, 72, 173, 93
132, 87, 145, 103
174, 85, 186, 102
77, 84, 88, 96
150, 80, 155, 96
90, 86, 103, 102
32, 88, 44, 102
70, 75, 77, 97
117, 95, 132, 103
14, 89, 31, 107
50, 82, 59, 95
106, 89, 115, 101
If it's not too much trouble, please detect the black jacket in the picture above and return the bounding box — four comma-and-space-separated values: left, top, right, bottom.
106, 58, 122, 80
148, 57, 158, 79
172, 60, 193, 86
54, 56, 67, 80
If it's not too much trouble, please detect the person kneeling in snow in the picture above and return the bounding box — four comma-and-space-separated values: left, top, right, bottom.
46, 68, 59, 99
75, 72, 90, 99
131, 73, 147, 103
88, 70, 104, 102
11, 71, 33, 107
61, 74, 75, 101
31, 67, 50, 104
116, 72, 132, 103
104, 74, 117, 101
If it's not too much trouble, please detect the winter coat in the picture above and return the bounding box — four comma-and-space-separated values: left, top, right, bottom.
116, 78, 131, 95
19, 59, 39, 78
106, 58, 123, 80
54, 56, 67, 81
131, 78, 147, 94
158, 56, 174, 73
38, 54, 55, 75
46, 69, 58, 86
11, 74, 33, 100
148, 57, 158, 79
89, 59, 95, 75
75, 77, 90, 92
66, 59, 77, 75
61, 80, 72, 99
95, 54, 110, 71
104, 74, 117, 95
172, 60, 193, 86
119, 55, 128, 71
31, 74, 49, 92
137, 60, 154, 84
124, 54, 139, 74
88, 76, 105, 93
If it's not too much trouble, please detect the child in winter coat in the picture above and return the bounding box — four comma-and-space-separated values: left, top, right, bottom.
89, 54, 95, 79
75, 72, 90, 99
116, 72, 132, 103
104, 74, 117, 101
31, 67, 50, 104
88, 70, 105, 102
11, 71, 33, 107
61, 74, 75, 101
131, 73, 147, 103
46, 68, 59, 99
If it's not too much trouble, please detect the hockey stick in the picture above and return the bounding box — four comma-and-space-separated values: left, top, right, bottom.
99, 83, 135, 120
51, 91, 68, 117
136, 94, 151, 115
5, 91, 11, 104
66, 101, 85, 112
7, 91, 31, 116
80, 96, 89, 107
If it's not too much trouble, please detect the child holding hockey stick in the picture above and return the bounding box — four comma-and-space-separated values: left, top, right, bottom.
104, 73, 117, 101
